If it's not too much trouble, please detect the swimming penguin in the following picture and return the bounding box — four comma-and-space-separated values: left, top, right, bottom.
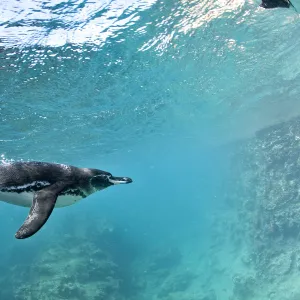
260, 0, 290, 8
0, 161, 133, 239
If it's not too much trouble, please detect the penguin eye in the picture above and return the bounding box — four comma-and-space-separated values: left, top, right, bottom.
99, 174, 111, 181
102, 174, 111, 180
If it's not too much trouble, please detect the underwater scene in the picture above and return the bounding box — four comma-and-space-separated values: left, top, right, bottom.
1, 0, 300, 299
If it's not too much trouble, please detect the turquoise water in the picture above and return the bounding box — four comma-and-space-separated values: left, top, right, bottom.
1, 0, 300, 299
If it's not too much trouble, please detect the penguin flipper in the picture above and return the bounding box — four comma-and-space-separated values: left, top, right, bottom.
15, 182, 68, 239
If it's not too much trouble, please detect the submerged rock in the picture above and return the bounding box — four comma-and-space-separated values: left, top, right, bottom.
4, 218, 137, 300
232, 274, 256, 299
228, 115, 300, 299
157, 271, 197, 298
147, 247, 182, 273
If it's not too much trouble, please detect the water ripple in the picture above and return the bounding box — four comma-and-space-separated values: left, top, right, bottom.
1, 0, 300, 160
0, 0, 157, 47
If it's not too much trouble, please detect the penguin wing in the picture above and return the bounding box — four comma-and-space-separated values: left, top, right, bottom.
15, 181, 69, 239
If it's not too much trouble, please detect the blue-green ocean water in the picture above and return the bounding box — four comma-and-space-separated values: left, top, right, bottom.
1, 0, 300, 299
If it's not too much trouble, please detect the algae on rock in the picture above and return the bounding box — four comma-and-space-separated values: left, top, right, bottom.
7, 218, 137, 300
229, 116, 300, 299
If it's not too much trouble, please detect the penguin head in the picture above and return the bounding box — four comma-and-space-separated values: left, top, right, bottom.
90, 170, 133, 190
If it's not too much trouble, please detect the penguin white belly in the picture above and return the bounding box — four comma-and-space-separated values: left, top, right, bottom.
0, 191, 33, 207
0, 192, 82, 208
55, 194, 83, 207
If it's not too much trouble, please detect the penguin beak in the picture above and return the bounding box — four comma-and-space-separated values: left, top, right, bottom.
108, 176, 133, 185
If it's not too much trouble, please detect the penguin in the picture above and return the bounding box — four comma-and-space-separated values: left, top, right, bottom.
0, 161, 133, 239
260, 0, 290, 8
